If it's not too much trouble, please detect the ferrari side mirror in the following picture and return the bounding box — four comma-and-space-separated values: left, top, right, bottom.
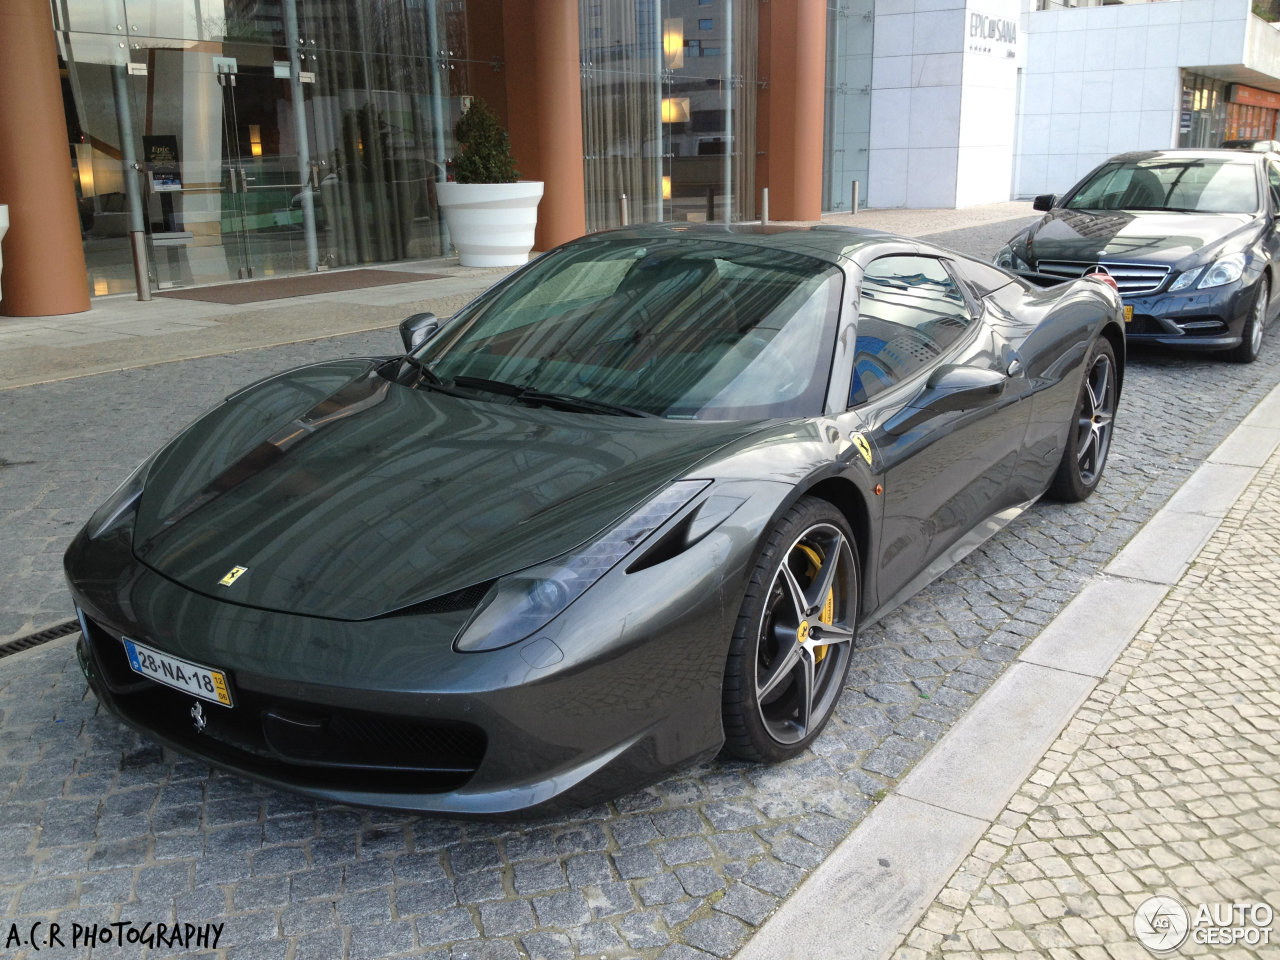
884, 365, 1007, 436
400, 312, 441, 352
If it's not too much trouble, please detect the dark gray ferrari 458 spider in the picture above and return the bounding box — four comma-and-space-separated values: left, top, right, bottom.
65, 224, 1124, 815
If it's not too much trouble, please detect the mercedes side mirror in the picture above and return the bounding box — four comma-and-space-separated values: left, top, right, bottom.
400, 312, 441, 352
1033, 194, 1056, 212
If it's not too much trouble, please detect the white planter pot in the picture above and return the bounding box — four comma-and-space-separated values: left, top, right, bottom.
436, 181, 544, 268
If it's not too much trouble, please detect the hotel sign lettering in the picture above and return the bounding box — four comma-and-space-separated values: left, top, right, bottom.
967, 11, 1018, 58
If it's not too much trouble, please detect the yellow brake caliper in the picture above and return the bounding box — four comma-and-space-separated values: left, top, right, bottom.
795, 544, 833, 663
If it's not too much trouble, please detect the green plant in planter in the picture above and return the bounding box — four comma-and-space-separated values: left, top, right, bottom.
451, 100, 519, 184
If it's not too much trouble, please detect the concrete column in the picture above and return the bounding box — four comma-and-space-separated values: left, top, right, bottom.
502, 0, 587, 252
0, 0, 91, 316
762, 0, 827, 222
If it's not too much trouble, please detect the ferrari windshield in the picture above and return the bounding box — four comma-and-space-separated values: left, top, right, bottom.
1064, 159, 1259, 213
410, 237, 843, 420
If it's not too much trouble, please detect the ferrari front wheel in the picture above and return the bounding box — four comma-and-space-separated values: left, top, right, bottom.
722, 498, 859, 762
1046, 337, 1117, 502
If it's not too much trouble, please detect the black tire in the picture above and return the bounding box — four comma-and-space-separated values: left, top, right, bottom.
1226, 276, 1268, 364
1046, 337, 1118, 503
722, 497, 860, 762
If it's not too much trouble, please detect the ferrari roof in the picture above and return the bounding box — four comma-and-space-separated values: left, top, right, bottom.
576, 222, 906, 265
1103, 148, 1266, 164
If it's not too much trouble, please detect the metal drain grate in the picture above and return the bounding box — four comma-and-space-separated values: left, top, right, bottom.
0, 620, 80, 660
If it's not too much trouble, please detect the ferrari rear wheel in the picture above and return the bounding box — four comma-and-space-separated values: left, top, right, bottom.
1046, 337, 1117, 502
722, 498, 859, 762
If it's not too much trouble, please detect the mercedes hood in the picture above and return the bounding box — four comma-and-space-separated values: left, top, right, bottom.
1025, 208, 1257, 268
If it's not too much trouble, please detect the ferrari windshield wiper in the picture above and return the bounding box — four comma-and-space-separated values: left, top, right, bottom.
518, 388, 657, 418
451, 375, 526, 396
451, 376, 655, 417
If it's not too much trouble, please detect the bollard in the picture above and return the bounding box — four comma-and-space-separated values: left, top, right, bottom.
761, 187, 769, 225
130, 230, 153, 301
851, 180, 860, 217
0, 204, 8, 304
706, 186, 715, 222
619, 193, 630, 226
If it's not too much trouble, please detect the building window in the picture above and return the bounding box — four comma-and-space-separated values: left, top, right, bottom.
579, 0, 759, 230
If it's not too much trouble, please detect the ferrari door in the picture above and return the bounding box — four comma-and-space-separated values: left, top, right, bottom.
843, 254, 1030, 606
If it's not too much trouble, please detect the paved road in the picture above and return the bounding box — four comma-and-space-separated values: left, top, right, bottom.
2, 221, 1279, 960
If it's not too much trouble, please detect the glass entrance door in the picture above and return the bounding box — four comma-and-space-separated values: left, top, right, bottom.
106, 43, 322, 291
215, 55, 322, 282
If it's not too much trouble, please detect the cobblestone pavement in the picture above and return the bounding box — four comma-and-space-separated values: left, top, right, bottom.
2, 223, 1280, 960
890, 447, 1280, 960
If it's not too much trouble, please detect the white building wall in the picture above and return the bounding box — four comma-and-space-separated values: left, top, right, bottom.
868, 0, 1021, 208
1015, 0, 1250, 199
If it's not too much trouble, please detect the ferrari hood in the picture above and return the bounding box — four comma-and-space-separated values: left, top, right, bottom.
132, 360, 763, 620
1026, 209, 1255, 267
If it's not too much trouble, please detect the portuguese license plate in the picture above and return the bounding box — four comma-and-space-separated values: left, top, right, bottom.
1123, 305, 1134, 322
122, 638, 233, 706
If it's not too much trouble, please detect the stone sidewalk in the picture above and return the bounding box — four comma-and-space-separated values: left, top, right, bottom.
888, 446, 1280, 958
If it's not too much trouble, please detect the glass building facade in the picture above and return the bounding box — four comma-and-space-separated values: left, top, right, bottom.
47, 0, 857, 300
822, 0, 872, 212
55, 0, 481, 296
579, 0, 759, 232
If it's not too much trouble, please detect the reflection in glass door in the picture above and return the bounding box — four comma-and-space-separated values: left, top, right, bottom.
215, 55, 322, 281
216, 59, 255, 279
579, 0, 757, 232
58, 0, 461, 297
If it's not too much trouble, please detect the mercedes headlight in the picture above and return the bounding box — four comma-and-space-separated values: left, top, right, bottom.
86, 456, 153, 541
454, 480, 710, 652
1173, 253, 1246, 291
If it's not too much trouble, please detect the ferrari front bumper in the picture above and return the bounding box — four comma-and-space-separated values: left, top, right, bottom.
64, 519, 747, 816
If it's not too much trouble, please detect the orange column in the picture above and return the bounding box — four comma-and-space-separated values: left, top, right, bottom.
763, 0, 827, 222
0, 0, 90, 316
503, 0, 587, 251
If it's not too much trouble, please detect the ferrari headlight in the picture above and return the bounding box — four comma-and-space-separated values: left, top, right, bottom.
1196, 253, 1246, 289
994, 244, 1029, 272
86, 456, 153, 541
454, 480, 710, 652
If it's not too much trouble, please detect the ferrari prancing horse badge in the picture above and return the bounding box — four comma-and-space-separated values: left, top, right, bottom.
218, 565, 248, 587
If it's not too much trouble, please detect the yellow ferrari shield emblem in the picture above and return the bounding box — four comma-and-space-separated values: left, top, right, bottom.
851, 433, 873, 466
218, 565, 248, 587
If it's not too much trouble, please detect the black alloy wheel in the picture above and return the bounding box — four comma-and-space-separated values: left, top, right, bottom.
1226, 276, 1268, 364
1047, 337, 1118, 502
722, 498, 859, 762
